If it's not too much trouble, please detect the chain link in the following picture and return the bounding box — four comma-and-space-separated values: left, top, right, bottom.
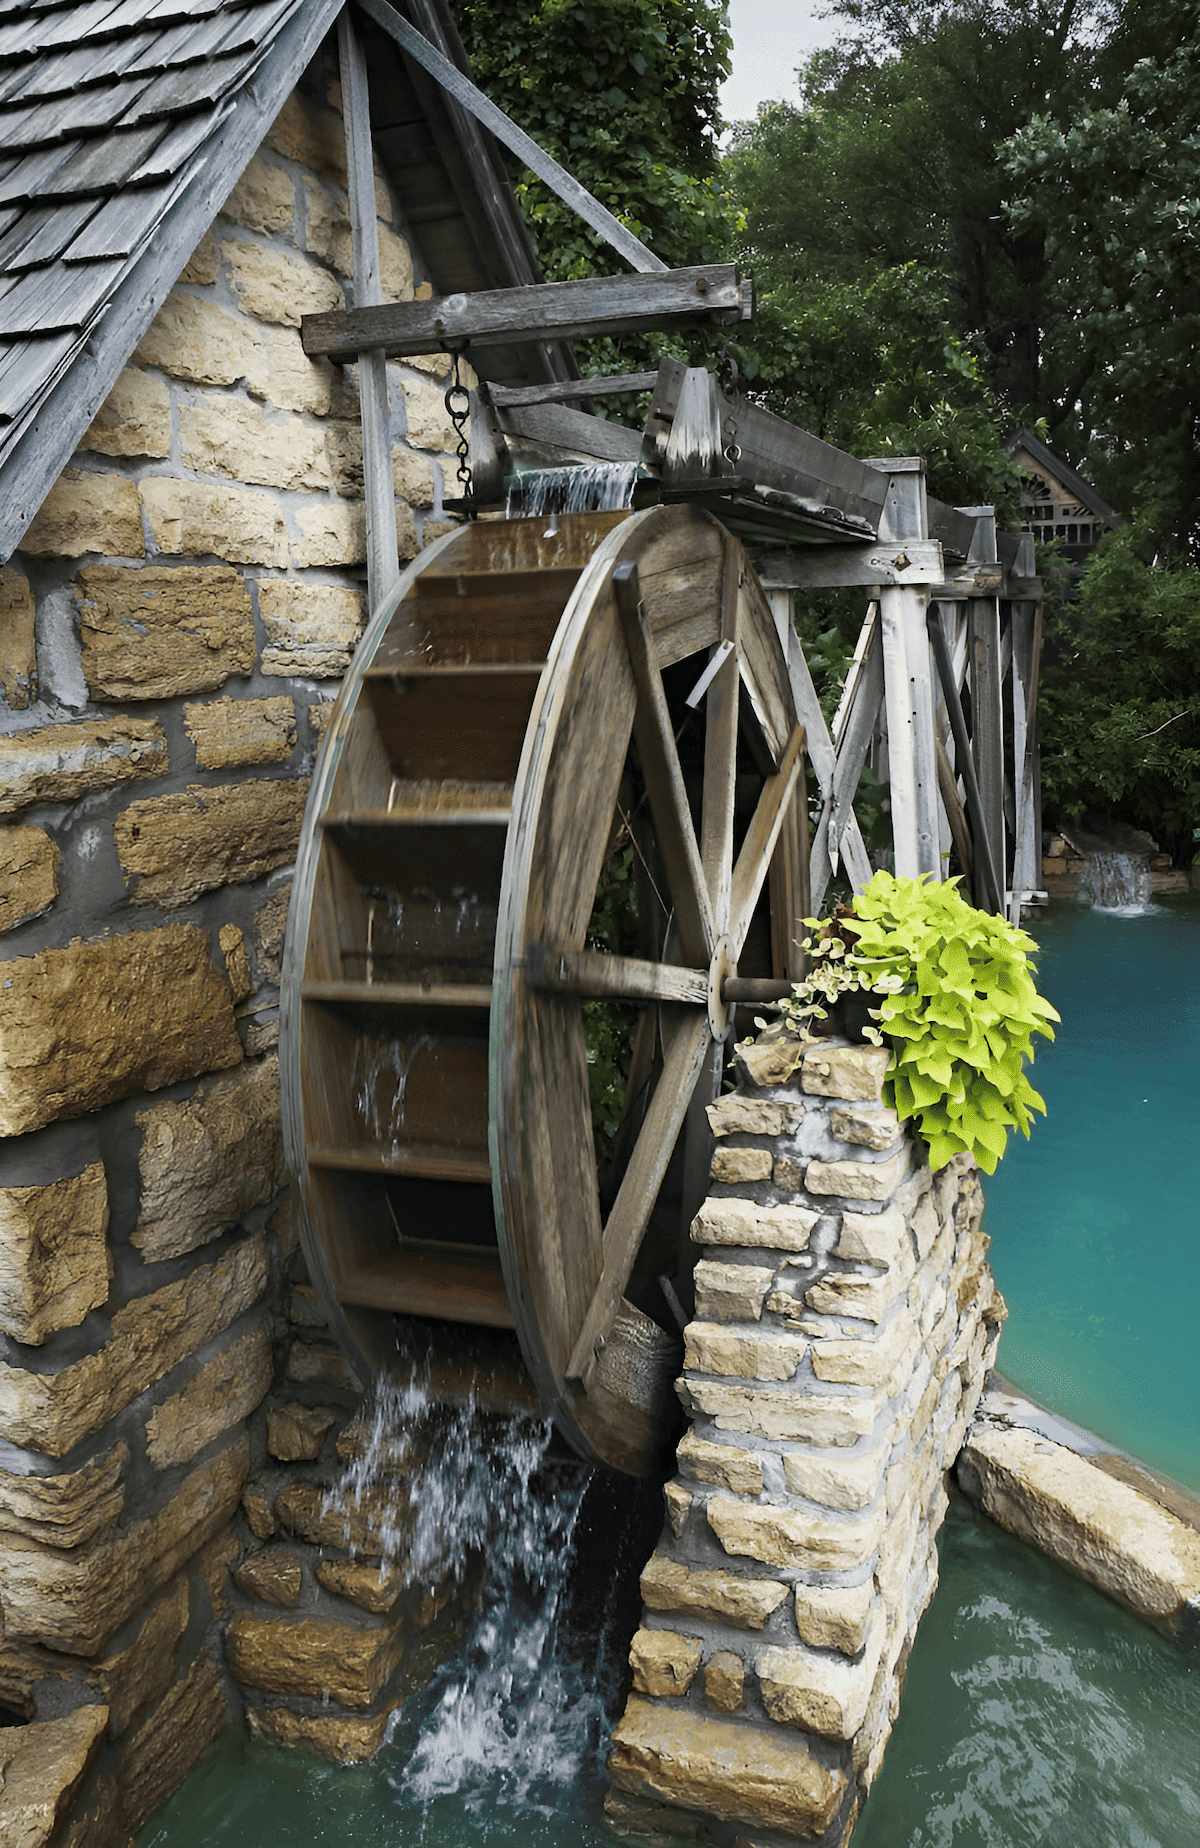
443, 351, 476, 521
717, 337, 741, 469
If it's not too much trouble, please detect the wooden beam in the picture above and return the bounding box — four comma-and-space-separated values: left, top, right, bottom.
526, 945, 707, 1006
489, 372, 657, 408
729, 725, 805, 960
358, 0, 667, 274
757, 539, 945, 591
302, 265, 750, 361
968, 595, 1006, 907
496, 398, 643, 466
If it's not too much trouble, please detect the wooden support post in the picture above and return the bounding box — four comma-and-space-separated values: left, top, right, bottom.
663, 367, 724, 484
873, 460, 939, 879
338, 10, 398, 616
927, 611, 1005, 914
968, 594, 1005, 905
782, 624, 873, 907
1010, 599, 1044, 920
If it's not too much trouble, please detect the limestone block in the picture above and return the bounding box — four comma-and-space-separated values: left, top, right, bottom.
734, 1025, 803, 1091
75, 563, 254, 700
684, 1322, 807, 1383
227, 1611, 405, 1707
792, 1580, 874, 1655
703, 1652, 744, 1713
0, 923, 242, 1137
830, 1104, 901, 1149
609, 1697, 846, 1838
0, 1238, 267, 1457
146, 1324, 273, 1468
676, 1431, 764, 1497
135, 289, 260, 386
22, 469, 144, 559
781, 1445, 885, 1514
267, 1402, 336, 1462
690, 1261, 774, 1325
302, 184, 412, 298
81, 367, 171, 459
706, 1096, 802, 1138
266, 90, 347, 182
0, 1445, 125, 1550
255, 882, 291, 985
179, 394, 330, 490
691, 1198, 819, 1252
629, 1629, 702, 1698
134, 1054, 286, 1259
812, 1309, 918, 1388
640, 1556, 789, 1630
244, 323, 334, 416
118, 1651, 226, 1833
0, 1439, 251, 1653
800, 1043, 891, 1102
114, 778, 307, 908
835, 1208, 908, 1268
771, 1153, 806, 1191
181, 230, 219, 284
805, 1148, 910, 1201
274, 1480, 407, 1558
958, 1424, 1200, 1625
682, 1379, 882, 1447
286, 1340, 361, 1390
0, 826, 59, 932
316, 1559, 403, 1615
257, 579, 366, 677
0, 1705, 108, 1848
243, 1490, 275, 1542
247, 1699, 403, 1765
803, 1269, 904, 1325
708, 1493, 885, 1573
140, 477, 288, 567
0, 1160, 109, 1345
94, 1576, 189, 1736
404, 374, 459, 452
233, 1548, 302, 1607
220, 238, 342, 328
663, 1480, 691, 1537
220, 155, 296, 236
393, 444, 436, 506
0, 564, 36, 708
54, 1770, 120, 1848
755, 1616, 883, 1738
710, 1147, 772, 1184
0, 715, 166, 815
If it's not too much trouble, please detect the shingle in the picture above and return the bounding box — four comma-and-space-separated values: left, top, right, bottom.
0, 138, 81, 203
0, 31, 158, 100
0, 71, 154, 144
126, 104, 219, 181
35, 120, 163, 191
0, 253, 122, 331
38, 0, 131, 49
121, 44, 259, 121
0, 328, 76, 420
60, 175, 172, 258
0, 195, 95, 266
124, 9, 244, 70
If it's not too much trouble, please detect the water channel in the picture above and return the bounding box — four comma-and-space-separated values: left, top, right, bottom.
142, 893, 1200, 1848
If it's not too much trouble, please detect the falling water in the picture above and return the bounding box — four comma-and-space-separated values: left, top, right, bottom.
1078, 851, 1155, 916
506, 461, 640, 519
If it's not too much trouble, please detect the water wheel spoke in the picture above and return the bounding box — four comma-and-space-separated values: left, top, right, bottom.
527, 944, 707, 1006
728, 723, 806, 959
565, 1008, 712, 1390
613, 561, 715, 967
700, 541, 741, 936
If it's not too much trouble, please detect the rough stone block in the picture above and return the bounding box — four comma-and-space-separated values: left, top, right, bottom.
0, 922, 242, 1137
684, 1322, 806, 1382
220, 154, 296, 236
691, 1198, 819, 1252
675, 1431, 764, 1497
800, 1044, 892, 1102
233, 1548, 303, 1607
75, 563, 257, 700
0, 1161, 109, 1345
0, 1445, 126, 1550
316, 1559, 403, 1615
835, 1208, 908, 1268
781, 1445, 886, 1514
710, 1147, 772, 1184
243, 1490, 275, 1542
734, 1026, 801, 1090
114, 778, 308, 908
682, 1379, 882, 1447
274, 1480, 406, 1558
639, 1555, 789, 1630
629, 1628, 702, 1698
181, 230, 219, 283
0, 826, 60, 932
22, 469, 144, 559
703, 1651, 744, 1713
0, 1440, 251, 1653
811, 1308, 918, 1388
227, 1611, 404, 1707
755, 1616, 883, 1739
663, 1478, 691, 1537
803, 1269, 904, 1325
404, 374, 458, 452
146, 1324, 273, 1468
805, 1148, 910, 1201
118, 1651, 226, 1833
257, 579, 366, 677
0, 715, 166, 816
246, 1699, 402, 1765
133, 1054, 286, 1260
0, 563, 36, 708
135, 289, 259, 386
691, 1261, 774, 1325
0, 1705, 108, 1848
706, 1096, 802, 1138
219, 238, 342, 327
0, 1237, 267, 1457
267, 1401, 337, 1462
285, 1340, 360, 1390
792, 1580, 874, 1655
140, 477, 288, 567
245, 322, 334, 416
265, 90, 347, 182
609, 1697, 846, 1838
393, 443, 436, 506
179, 394, 330, 490
708, 1493, 885, 1573
94, 1576, 190, 1737
830, 1104, 902, 1150
81, 367, 171, 459
186, 695, 296, 771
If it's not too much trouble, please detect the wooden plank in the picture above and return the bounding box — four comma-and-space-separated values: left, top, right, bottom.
526, 946, 707, 1006
782, 623, 873, 906
700, 539, 740, 936
359, 0, 667, 275
935, 729, 974, 882
926, 609, 1005, 913
663, 365, 723, 484
757, 539, 945, 591
301, 980, 493, 1009
301, 265, 748, 361
899, 585, 941, 878
821, 621, 883, 880
1009, 600, 1043, 919
307, 1143, 492, 1184
337, 1243, 514, 1328
495, 398, 644, 465
489, 372, 658, 408
968, 595, 1006, 906
879, 590, 921, 879
832, 602, 877, 749
729, 725, 805, 959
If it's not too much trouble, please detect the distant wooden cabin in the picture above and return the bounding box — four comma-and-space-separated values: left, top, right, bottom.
1006, 427, 1120, 561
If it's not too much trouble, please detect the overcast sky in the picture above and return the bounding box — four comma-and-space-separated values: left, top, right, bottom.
718, 0, 837, 123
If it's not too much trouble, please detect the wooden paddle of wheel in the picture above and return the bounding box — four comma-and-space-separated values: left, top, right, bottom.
280, 503, 808, 1475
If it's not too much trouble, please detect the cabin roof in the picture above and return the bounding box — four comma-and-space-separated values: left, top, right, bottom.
1006, 426, 1121, 529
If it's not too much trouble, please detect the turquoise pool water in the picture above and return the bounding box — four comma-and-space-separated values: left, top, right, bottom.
140, 896, 1200, 1848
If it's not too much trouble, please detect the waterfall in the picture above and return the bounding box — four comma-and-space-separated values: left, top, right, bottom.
506, 460, 640, 518
1079, 851, 1155, 916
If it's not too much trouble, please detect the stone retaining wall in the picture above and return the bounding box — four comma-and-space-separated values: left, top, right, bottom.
607, 1035, 1005, 1847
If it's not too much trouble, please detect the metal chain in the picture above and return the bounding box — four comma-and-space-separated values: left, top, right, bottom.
443, 351, 476, 521
717, 337, 742, 469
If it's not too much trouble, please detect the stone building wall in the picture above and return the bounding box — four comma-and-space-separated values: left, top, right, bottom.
606, 1035, 1006, 1848
0, 52, 466, 1844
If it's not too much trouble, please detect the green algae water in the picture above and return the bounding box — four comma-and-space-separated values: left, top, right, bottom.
141, 897, 1200, 1848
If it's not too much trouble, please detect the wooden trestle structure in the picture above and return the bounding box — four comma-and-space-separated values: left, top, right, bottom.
280, 3, 1045, 1475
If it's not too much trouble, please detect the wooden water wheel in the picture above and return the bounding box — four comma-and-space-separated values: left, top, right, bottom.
280, 504, 808, 1475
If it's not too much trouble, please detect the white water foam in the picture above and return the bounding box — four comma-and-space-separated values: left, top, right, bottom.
506, 461, 640, 519
1080, 851, 1157, 917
